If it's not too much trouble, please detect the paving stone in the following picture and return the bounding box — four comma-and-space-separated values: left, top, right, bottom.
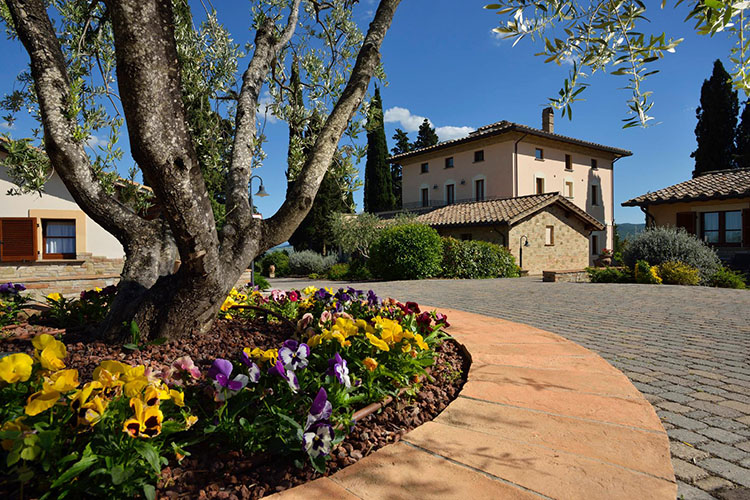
686, 411, 713, 420
677, 480, 722, 500
722, 401, 750, 415
659, 411, 708, 431
692, 392, 726, 402
669, 429, 711, 445
690, 400, 745, 418
674, 458, 711, 482
738, 442, 750, 453
658, 401, 694, 413
700, 458, 750, 488
672, 441, 711, 462
695, 475, 734, 491
697, 441, 749, 462
698, 428, 747, 445
717, 486, 750, 500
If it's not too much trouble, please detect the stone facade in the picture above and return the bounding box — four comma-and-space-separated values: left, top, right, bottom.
507, 204, 590, 275
435, 225, 508, 246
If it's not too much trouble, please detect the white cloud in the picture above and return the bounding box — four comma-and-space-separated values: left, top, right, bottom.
384, 106, 474, 142
0, 121, 15, 130
258, 91, 280, 125
384, 106, 429, 132
490, 29, 507, 46
435, 126, 474, 141
85, 135, 108, 148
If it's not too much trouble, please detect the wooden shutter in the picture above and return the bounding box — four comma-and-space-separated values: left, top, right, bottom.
743, 209, 750, 247
0, 218, 37, 262
676, 212, 696, 235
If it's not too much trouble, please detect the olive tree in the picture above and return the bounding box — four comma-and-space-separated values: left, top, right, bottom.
1, 0, 400, 341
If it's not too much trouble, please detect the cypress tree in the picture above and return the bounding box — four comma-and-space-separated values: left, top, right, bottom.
412, 118, 439, 150
364, 87, 395, 212
691, 60, 738, 177
735, 100, 750, 169
390, 128, 411, 210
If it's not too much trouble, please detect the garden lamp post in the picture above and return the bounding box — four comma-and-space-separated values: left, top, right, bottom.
519, 235, 530, 270
250, 175, 269, 287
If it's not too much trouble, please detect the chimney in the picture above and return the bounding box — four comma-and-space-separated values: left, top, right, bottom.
542, 107, 554, 133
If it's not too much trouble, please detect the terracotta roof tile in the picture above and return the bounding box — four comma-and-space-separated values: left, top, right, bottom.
415, 193, 604, 230
622, 168, 750, 206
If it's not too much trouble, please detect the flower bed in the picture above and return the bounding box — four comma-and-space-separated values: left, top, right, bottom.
0, 286, 465, 499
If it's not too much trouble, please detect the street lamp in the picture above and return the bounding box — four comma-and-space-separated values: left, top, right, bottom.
519, 235, 530, 270
249, 175, 270, 287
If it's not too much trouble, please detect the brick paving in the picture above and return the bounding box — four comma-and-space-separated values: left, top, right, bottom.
269, 277, 750, 499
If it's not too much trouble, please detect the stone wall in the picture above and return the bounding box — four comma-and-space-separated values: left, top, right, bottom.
508, 204, 590, 275
542, 270, 590, 283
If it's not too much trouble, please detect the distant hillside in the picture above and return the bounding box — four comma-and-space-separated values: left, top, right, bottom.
617, 223, 646, 239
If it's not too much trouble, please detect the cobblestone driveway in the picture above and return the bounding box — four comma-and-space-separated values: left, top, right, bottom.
269, 277, 750, 499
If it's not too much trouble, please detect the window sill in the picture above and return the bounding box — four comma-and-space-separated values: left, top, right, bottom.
0, 259, 87, 267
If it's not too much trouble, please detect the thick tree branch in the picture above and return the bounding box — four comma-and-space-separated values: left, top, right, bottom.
260, 0, 401, 249
5, 0, 153, 244
224, 0, 302, 241
105, 0, 220, 275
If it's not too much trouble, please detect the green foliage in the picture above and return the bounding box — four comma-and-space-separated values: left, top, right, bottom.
623, 226, 721, 283
634, 260, 662, 285
260, 251, 290, 277
483, 1, 750, 127
736, 100, 750, 168
369, 224, 443, 280
692, 60, 739, 177
441, 238, 518, 279
253, 275, 270, 291
586, 266, 633, 283
657, 261, 701, 286
0, 283, 30, 328
40, 286, 117, 328
364, 87, 396, 213
0, 137, 51, 195
288, 251, 337, 275
390, 128, 411, 209
327, 263, 350, 280
710, 266, 747, 289
412, 119, 439, 150
329, 211, 416, 260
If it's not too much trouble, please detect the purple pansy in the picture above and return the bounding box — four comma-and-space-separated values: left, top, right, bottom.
314, 288, 331, 301
268, 360, 300, 392
209, 358, 249, 401
279, 340, 310, 371
367, 290, 379, 307
305, 387, 333, 430
327, 353, 351, 389
0, 282, 25, 295
239, 351, 261, 383
302, 422, 335, 459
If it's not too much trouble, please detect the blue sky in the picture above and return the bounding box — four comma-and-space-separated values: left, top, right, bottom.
0, 1, 739, 224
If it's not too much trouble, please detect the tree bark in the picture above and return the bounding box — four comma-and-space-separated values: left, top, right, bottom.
6, 0, 401, 342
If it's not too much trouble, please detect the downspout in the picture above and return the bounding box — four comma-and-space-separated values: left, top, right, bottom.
513, 133, 528, 197
640, 205, 655, 227
611, 156, 621, 249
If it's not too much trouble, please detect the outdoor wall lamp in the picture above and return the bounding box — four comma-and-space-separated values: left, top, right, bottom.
519, 235, 530, 270
249, 175, 270, 287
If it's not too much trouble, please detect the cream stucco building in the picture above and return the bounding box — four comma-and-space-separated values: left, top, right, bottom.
391, 109, 632, 265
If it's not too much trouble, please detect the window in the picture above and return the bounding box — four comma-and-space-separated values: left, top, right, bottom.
591, 234, 599, 256
444, 157, 454, 169
535, 148, 544, 160
474, 150, 484, 162
420, 162, 429, 174
421, 188, 429, 208
565, 154, 573, 170
591, 158, 598, 169
535, 177, 545, 194
545, 226, 554, 246
460, 233, 473, 241
475, 179, 485, 201
43, 220, 76, 259
701, 211, 742, 246
565, 180, 574, 198
590, 185, 599, 206
445, 184, 455, 205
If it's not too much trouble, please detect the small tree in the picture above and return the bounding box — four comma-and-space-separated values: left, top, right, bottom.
390, 128, 411, 208
412, 119, 439, 150
692, 60, 739, 177
363, 87, 395, 212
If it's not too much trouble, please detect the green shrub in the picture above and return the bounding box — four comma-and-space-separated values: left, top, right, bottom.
289, 250, 337, 275
369, 224, 443, 280
634, 260, 662, 284
346, 260, 373, 281
623, 227, 720, 283
657, 261, 700, 286
260, 251, 290, 277
252, 275, 270, 291
327, 263, 350, 280
710, 267, 747, 289
586, 266, 633, 283
441, 238, 518, 279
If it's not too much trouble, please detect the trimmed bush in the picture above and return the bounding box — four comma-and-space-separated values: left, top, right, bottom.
253, 275, 270, 291
260, 251, 290, 277
289, 250, 337, 275
586, 266, 633, 283
710, 267, 747, 289
346, 260, 373, 281
327, 263, 350, 280
657, 261, 700, 286
623, 226, 721, 283
634, 260, 662, 284
441, 238, 518, 279
369, 224, 443, 280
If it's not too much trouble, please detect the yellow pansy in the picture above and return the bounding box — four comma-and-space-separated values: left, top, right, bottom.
169, 389, 185, 407
401, 342, 412, 353
0, 417, 30, 451
123, 397, 163, 439
32, 334, 67, 371
302, 286, 318, 296
245, 347, 278, 364
363, 357, 378, 372
366, 333, 390, 352
46, 292, 62, 303
414, 333, 428, 351
184, 414, 198, 429
79, 394, 108, 427
25, 369, 80, 416
46, 369, 79, 392
25, 389, 61, 416
0, 353, 34, 383
143, 384, 170, 406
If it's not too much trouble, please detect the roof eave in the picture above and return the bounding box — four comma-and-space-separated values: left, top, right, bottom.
622, 191, 750, 207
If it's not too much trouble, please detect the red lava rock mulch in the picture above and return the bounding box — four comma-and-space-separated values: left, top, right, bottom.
0, 318, 469, 499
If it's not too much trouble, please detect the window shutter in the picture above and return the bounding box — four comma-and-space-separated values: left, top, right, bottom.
743, 209, 750, 247
0, 218, 37, 262
676, 212, 696, 235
